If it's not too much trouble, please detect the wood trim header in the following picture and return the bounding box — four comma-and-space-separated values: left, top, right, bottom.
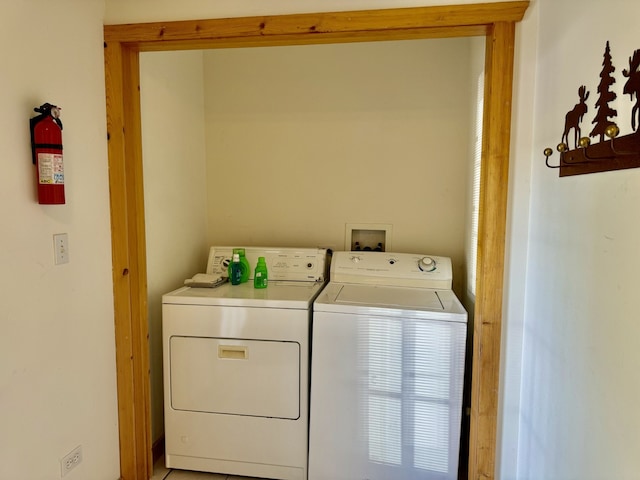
104, 2, 528, 50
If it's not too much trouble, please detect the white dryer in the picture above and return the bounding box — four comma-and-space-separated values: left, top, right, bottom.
308, 251, 467, 480
163, 246, 327, 480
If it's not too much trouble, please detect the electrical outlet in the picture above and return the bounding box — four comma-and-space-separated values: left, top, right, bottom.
53, 233, 69, 265
60, 445, 82, 477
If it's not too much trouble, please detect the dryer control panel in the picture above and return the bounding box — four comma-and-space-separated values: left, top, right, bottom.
330, 250, 452, 289
206, 246, 327, 282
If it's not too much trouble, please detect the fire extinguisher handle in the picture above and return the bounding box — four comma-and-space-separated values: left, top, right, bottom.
33, 102, 54, 114
33, 103, 63, 130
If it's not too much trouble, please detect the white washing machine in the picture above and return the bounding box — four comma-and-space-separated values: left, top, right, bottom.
162, 246, 327, 480
308, 251, 467, 480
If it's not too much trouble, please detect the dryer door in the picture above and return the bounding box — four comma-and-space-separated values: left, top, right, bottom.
169, 336, 300, 419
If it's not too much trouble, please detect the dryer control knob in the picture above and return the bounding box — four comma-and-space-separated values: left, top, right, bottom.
418, 256, 436, 272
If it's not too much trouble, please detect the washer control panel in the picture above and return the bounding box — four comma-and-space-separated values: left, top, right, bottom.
332, 251, 452, 289
206, 246, 327, 282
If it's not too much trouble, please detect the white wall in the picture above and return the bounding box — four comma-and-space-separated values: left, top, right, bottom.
0, 1, 120, 480
202, 38, 472, 285
140, 51, 208, 444
518, 0, 640, 479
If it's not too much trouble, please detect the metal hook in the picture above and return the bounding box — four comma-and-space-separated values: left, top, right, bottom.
606, 124, 637, 155
544, 142, 586, 167
577, 137, 601, 161
544, 147, 560, 168
559, 141, 590, 165
572, 135, 621, 162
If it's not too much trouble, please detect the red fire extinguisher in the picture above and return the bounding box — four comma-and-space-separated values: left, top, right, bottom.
30, 103, 65, 204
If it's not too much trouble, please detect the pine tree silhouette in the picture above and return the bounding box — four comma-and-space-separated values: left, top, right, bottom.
590, 41, 618, 141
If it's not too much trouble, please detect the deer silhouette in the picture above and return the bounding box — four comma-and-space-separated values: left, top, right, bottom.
623, 49, 640, 131
562, 85, 590, 149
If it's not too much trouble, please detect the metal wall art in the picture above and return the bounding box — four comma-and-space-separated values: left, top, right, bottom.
544, 41, 640, 177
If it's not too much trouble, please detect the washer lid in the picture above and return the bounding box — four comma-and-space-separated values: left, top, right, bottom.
336, 284, 444, 310
314, 282, 467, 321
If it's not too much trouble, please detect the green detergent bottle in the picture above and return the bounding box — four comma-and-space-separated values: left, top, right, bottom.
230, 253, 243, 285
254, 256, 268, 289
228, 248, 250, 283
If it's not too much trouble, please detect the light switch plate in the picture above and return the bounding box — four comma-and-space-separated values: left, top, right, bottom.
53, 233, 69, 265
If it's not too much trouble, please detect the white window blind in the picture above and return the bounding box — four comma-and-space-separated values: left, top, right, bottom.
468, 72, 484, 297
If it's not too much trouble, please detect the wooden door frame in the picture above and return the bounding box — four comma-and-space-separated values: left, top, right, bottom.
103, 2, 528, 479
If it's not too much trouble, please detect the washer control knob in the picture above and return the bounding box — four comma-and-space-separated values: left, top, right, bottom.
350, 255, 361, 263
418, 256, 436, 272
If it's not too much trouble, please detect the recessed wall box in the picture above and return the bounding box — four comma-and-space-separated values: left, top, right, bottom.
345, 223, 393, 252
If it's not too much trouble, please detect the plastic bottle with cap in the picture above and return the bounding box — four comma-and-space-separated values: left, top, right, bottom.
254, 256, 268, 289
227, 248, 250, 283
230, 253, 243, 285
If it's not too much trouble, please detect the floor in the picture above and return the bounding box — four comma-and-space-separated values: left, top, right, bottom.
152, 455, 270, 480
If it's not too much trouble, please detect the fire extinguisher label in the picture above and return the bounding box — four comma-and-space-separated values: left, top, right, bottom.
38, 153, 64, 185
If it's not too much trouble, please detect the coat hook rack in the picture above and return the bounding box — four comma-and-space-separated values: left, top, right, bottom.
544, 42, 640, 177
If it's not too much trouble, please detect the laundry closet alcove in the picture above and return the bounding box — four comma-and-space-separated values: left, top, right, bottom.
103, 2, 529, 479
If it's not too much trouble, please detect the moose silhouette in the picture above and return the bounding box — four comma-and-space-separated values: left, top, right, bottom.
562, 85, 590, 149
623, 49, 640, 131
